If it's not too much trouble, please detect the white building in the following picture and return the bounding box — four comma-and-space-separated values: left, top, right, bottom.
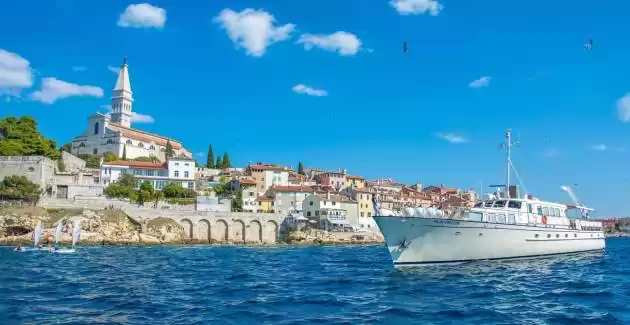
267, 185, 313, 214
302, 192, 359, 228
100, 156, 196, 190
71, 58, 192, 161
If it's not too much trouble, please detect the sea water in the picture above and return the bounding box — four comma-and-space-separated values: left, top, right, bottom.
1, 239, 629, 325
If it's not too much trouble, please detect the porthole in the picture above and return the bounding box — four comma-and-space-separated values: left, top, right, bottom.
556, 234, 560, 238
535, 234, 539, 238
574, 234, 577, 238
565, 234, 568, 238
547, 234, 551, 238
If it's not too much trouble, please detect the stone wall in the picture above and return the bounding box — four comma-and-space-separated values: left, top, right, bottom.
0, 156, 57, 193
61, 151, 86, 172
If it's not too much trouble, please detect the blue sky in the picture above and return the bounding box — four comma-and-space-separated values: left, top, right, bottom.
2, 0, 630, 215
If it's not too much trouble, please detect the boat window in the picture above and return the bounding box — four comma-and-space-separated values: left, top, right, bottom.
508, 214, 516, 224
537, 206, 543, 215
547, 234, 551, 238
554, 208, 560, 217
497, 214, 506, 223
507, 201, 522, 209
474, 202, 484, 208
535, 234, 539, 238
556, 234, 560, 238
466, 211, 483, 222
487, 213, 496, 222
542, 207, 549, 215
528, 204, 533, 213
484, 201, 494, 207
494, 200, 507, 208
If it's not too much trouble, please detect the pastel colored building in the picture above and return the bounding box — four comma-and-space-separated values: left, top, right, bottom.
100, 156, 196, 190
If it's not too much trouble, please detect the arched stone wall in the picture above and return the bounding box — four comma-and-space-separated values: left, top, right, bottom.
233, 219, 245, 243
197, 219, 210, 242
181, 218, 193, 239
213, 219, 229, 242
247, 220, 262, 243
264, 220, 278, 243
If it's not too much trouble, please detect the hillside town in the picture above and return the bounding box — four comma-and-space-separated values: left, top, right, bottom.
1, 58, 627, 244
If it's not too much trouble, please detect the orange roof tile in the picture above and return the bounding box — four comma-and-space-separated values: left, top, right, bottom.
108, 123, 183, 150
270, 185, 313, 193
346, 175, 364, 180
240, 179, 256, 185
102, 160, 166, 169
256, 196, 274, 201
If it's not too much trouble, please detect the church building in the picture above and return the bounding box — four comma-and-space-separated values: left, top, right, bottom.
71, 58, 192, 161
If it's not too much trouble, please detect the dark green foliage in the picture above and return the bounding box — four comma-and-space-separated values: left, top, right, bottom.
165, 140, 174, 158
222, 152, 231, 168
206, 144, 214, 168
103, 152, 118, 162
117, 174, 137, 188
216, 156, 222, 169
0, 175, 42, 203
0, 116, 60, 160
161, 182, 196, 198
298, 162, 305, 175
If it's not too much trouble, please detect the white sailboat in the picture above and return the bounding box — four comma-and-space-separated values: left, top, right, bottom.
15, 221, 44, 252
373, 129, 606, 267
53, 220, 81, 254
54, 222, 63, 245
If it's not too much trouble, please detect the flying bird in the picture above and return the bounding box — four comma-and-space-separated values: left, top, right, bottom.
584, 38, 593, 52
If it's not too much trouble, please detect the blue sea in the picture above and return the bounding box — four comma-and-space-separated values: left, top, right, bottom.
1, 239, 629, 325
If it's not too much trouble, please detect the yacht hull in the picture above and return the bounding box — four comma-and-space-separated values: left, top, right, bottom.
374, 216, 606, 267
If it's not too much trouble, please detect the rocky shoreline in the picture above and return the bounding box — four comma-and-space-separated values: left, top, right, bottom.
0, 206, 384, 247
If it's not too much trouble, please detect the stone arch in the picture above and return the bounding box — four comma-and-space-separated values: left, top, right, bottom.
212, 219, 229, 242
264, 220, 278, 243
233, 220, 246, 243
247, 220, 263, 243
197, 219, 211, 242
181, 218, 193, 239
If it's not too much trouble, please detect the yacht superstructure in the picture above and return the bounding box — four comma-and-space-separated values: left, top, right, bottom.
373, 129, 605, 267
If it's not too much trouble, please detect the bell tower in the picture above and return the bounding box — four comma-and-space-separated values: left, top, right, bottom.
110, 57, 133, 128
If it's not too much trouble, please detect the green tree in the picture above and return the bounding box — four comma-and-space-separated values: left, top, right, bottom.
206, 144, 215, 168
0, 116, 61, 160
162, 182, 197, 198
104, 183, 131, 199
77, 154, 101, 168
60, 143, 72, 152
57, 159, 66, 172
103, 152, 118, 162
222, 152, 231, 168
117, 173, 137, 188
122, 144, 127, 160
213, 177, 230, 197
298, 162, 305, 175
216, 156, 223, 169
137, 181, 154, 202
0, 175, 42, 203
165, 140, 174, 158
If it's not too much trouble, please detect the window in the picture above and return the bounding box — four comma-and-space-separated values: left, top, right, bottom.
537, 206, 543, 215
554, 208, 560, 216
368, 212, 372, 217
28, 167, 35, 172
507, 201, 522, 209
547, 234, 551, 238
138, 143, 144, 148
332, 202, 336, 206
307, 211, 311, 217
184, 171, 189, 178
94, 122, 99, 135
542, 207, 549, 215
556, 234, 560, 238
528, 204, 533, 213
106, 139, 114, 145
174, 171, 179, 177
79, 142, 86, 148
126, 140, 132, 145
93, 148, 98, 154
494, 200, 507, 208
535, 234, 539, 238
309, 201, 313, 206
360, 212, 364, 217
315, 210, 319, 216
187, 182, 193, 189
175, 163, 179, 166
249, 192, 254, 196
149, 145, 155, 150
185, 163, 189, 166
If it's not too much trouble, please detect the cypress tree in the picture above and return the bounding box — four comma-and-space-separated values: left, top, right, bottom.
222, 152, 230, 168
206, 144, 215, 168
298, 162, 305, 175
216, 156, 222, 169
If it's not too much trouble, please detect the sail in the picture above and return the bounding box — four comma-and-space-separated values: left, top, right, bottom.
71, 221, 81, 248
33, 221, 43, 247
54, 222, 63, 244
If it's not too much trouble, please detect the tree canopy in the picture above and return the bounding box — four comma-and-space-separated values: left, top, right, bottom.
0, 116, 60, 160
0, 175, 42, 203
222, 152, 231, 168
206, 144, 214, 168
298, 162, 305, 175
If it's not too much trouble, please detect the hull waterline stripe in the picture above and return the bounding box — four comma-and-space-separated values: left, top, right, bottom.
393, 248, 604, 266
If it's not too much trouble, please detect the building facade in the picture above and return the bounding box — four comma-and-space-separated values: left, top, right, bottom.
267, 186, 313, 214
71, 58, 192, 161
302, 192, 359, 228
100, 156, 196, 190
247, 163, 290, 196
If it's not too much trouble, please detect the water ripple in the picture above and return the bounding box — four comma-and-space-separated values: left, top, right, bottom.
1, 240, 629, 324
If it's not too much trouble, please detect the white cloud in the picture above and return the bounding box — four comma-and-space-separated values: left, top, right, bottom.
292, 84, 328, 97
117, 3, 166, 29
0, 48, 34, 97
469, 76, 491, 88
589, 144, 608, 151
100, 104, 154, 123
30, 77, 103, 104
435, 132, 468, 143
131, 112, 154, 123
616, 93, 630, 123
540, 148, 561, 157
108, 65, 120, 74
214, 8, 295, 57
296, 31, 363, 56
72, 66, 87, 72
390, 0, 443, 16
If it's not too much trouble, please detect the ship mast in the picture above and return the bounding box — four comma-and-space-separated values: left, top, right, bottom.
505, 128, 511, 198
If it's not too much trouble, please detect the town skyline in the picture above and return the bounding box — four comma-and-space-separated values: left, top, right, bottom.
2, 0, 630, 215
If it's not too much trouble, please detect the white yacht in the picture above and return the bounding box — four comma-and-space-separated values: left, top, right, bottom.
373, 129, 606, 267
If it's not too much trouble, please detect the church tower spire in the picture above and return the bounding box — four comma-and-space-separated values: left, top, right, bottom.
110, 57, 133, 128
